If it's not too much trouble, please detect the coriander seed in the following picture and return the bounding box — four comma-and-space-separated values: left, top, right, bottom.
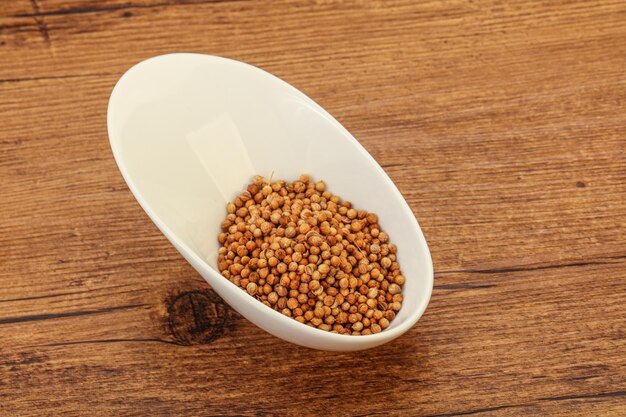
216, 174, 407, 335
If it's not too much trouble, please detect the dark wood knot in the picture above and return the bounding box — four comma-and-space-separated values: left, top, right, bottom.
167, 290, 229, 345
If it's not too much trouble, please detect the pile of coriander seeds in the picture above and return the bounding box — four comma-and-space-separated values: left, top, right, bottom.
217, 174, 405, 335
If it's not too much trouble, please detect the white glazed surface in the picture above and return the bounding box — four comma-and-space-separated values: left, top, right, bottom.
107, 53, 433, 351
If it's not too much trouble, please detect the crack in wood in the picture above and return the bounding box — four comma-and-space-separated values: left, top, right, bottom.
0, 290, 94, 304
0, 72, 112, 84
42, 338, 181, 347
569, 375, 599, 381
420, 404, 530, 417
420, 390, 626, 417
438, 259, 624, 275
538, 390, 626, 402
0, 304, 148, 325
12, 0, 247, 18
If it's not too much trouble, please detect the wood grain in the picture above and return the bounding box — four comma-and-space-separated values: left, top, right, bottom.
1, 0, 625, 415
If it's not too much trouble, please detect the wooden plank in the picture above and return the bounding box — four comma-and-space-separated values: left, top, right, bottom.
2, 64, 625, 272
0, 264, 623, 415
0, 0, 625, 415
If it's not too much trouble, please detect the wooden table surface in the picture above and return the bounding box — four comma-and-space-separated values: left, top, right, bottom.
1, 1, 625, 416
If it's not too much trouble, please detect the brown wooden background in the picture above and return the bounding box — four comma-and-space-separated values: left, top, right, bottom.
1, 1, 625, 416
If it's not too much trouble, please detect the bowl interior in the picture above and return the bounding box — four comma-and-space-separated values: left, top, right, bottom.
108, 54, 433, 333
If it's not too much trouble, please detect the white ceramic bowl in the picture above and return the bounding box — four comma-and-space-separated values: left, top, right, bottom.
107, 53, 433, 351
